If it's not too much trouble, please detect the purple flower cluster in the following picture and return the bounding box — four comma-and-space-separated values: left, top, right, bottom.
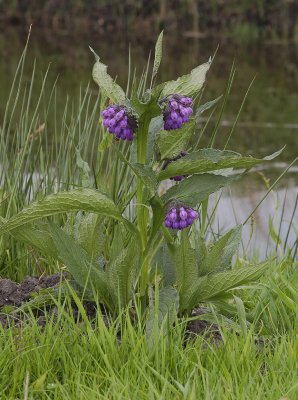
163, 151, 188, 181
163, 95, 193, 130
164, 206, 198, 230
102, 105, 137, 141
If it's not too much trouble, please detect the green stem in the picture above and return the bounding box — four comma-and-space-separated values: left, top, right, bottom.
136, 113, 151, 296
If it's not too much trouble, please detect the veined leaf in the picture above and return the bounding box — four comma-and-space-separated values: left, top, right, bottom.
90, 47, 127, 106
0, 217, 58, 259
199, 226, 242, 276
146, 287, 179, 342
195, 95, 222, 117
74, 212, 104, 259
157, 120, 196, 160
113, 146, 157, 197
183, 262, 268, 312
107, 242, 139, 307
49, 222, 113, 308
160, 60, 211, 98
147, 116, 163, 162
162, 173, 237, 207
158, 148, 283, 181
151, 31, 163, 82
76, 149, 91, 188
0, 188, 139, 238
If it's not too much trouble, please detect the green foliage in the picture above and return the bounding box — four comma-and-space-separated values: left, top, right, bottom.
0, 32, 284, 330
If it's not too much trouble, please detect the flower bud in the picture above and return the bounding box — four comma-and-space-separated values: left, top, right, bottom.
101, 105, 137, 141
162, 94, 193, 131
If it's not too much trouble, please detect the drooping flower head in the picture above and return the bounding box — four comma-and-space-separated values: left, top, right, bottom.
164, 205, 198, 230
162, 151, 188, 181
162, 94, 193, 130
101, 105, 138, 141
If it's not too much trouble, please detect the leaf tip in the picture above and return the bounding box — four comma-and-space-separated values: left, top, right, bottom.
89, 46, 100, 62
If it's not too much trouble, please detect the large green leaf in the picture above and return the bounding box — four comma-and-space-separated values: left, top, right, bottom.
107, 242, 139, 307
199, 226, 242, 276
157, 120, 195, 160
0, 217, 58, 259
160, 60, 211, 98
146, 287, 179, 342
183, 262, 268, 312
49, 222, 113, 308
170, 232, 198, 300
74, 212, 104, 259
162, 173, 237, 207
158, 148, 283, 181
0, 188, 138, 238
154, 243, 176, 286
90, 47, 127, 106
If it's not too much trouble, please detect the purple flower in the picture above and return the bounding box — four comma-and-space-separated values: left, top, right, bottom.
162, 95, 193, 130
101, 105, 137, 141
162, 151, 188, 181
164, 205, 198, 230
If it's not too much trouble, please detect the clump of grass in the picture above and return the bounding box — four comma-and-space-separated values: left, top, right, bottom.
0, 286, 297, 399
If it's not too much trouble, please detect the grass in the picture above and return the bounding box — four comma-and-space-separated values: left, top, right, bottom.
0, 280, 297, 400
0, 37, 297, 399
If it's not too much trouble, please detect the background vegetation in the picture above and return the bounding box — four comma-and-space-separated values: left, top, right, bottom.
1, 0, 298, 41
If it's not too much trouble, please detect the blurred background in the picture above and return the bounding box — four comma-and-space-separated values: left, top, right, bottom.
0, 0, 297, 257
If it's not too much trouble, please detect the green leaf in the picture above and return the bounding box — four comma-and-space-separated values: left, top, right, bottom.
113, 146, 157, 197
49, 222, 113, 308
183, 262, 268, 312
151, 31, 163, 82
0, 188, 138, 238
131, 164, 158, 198
146, 287, 179, 342
157, 120, 195, 160
199, 226, 242, 276
76, 149, 91, 188
170, 232, 198, 299
107, 242, 139, 307
74, 212, 104, 259
160, 60, 211, 98
147, 116, 163, 162
162, 173, 237, 207
0, 217, 58, 259
155, 243, 176, 286
158, 148, 283, 181
195, 95, 222, 117
90, 47, 127, 105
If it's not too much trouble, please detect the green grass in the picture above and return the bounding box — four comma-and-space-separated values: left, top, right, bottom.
0, 286, 297, 400
1, 37, 297, 400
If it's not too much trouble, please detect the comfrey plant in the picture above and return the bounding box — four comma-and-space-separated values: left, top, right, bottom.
0, 33, 282, 332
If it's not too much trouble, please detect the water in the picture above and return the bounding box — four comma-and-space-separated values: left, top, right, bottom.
0, 27, 297, 257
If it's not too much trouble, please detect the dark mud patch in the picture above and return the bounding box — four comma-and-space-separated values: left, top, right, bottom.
0, 275, 222, 342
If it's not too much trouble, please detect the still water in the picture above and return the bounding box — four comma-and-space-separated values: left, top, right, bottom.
0, 27, 297, 257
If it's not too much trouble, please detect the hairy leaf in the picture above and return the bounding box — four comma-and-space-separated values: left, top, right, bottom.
107, 242, 139, 307
90, 47, 127, 105
158, 148, 283, 181
183, 262, 268, 312
195, 95, 222, 117
152, 31, 163, 82
162, 173, 237, 207
49, 222, 113, 308
160, 60, 211, 98
0, 189, 139, 238
199, 226, 242, 276
0, 217, 58, 259
157, 120, 195, 160
146, 287, 179, 342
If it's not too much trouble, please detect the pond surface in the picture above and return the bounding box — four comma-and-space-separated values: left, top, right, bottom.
0, 26, 297, 258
